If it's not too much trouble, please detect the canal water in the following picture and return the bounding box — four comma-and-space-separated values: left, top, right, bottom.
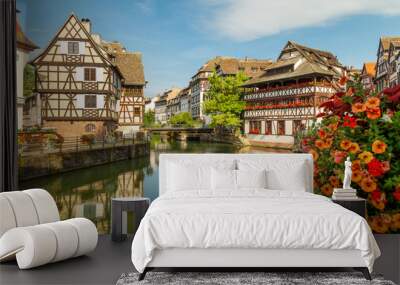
20, 139, 288, 234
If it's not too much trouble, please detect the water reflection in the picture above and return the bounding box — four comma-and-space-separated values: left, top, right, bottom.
20, 139, 287, 234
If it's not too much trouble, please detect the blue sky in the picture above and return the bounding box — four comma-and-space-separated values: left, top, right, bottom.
17, 0, 400, 98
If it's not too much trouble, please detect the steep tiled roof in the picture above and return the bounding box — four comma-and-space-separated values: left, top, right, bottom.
114, 52, 145, 85
16, 20, 38, 51
244, 61, 336, 86
362, 62, 376, 77
166, 88, 181, 101
380, 37, 400, 51
195, 56, 272, 78
101, 41, 145, 85
243, 41, 343, 87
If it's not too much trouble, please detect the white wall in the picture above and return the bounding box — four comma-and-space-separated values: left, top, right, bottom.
16, 49, 29, 129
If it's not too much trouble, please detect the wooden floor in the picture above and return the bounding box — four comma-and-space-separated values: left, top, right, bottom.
0, 235, 134, 285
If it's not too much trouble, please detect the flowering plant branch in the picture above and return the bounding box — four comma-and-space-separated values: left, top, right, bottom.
299, 77, 400, 233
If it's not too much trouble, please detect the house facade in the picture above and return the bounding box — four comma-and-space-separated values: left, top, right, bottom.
388, 41, 400, 87
166, 89, 181, 120
102, 41, 146, 135
190, 57, 272, 122
154, 93, 167, 124
155, 88, 181, 124
375, 37, 400, 92
16, 19, 38, 129
32, 15, 123, 138
179, 87, 191, 114
242, 41, 345, 148
361, 62, 376, 90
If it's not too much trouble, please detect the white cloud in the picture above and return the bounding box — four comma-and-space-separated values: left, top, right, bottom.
207, 0, 400, 41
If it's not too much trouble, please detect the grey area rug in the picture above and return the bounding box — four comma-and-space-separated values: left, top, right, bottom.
116, 272, 395, 285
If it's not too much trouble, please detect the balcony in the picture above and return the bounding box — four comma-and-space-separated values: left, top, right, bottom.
244, 83, 336, 101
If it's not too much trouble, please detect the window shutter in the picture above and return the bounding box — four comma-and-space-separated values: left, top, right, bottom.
91, 68, 96, 81
84, 68, 89, 81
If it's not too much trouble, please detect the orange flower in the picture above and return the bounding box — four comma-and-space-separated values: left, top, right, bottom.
365, 97, 380, 109
370, 192, 386, 211
320, 184, 333, 197
323, 137, 333, 148
348, 142, 360, 154
358, 151, 374, 164
309, 149, 319, 161
360, 177, 377, 193
329, 176, 341, 188
366, 108, 381, 120
351, 160, 361, 171
328, 123, 338, 132
340, 139, 352, 150
352, 170, 363, 183
352, 102, 366, 113
372, 140, 387, 154
369, 216, 389, 234
315, 139, 325, 150
391, 213, 400, 231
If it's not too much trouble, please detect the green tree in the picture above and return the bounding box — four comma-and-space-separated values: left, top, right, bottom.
203, 71, 248, 129
23, 64, 35, 97
169, 112, 195, 127
143, 110, 155, 127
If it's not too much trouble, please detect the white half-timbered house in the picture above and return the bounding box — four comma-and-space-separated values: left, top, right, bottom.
360, 62, 376, 90
32, 14, 123, 138
102, 42, 146, 135
375, 37, 400, 92
242, 41, 345, 148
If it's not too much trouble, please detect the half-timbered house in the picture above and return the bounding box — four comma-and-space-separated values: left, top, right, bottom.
242, 41, 345, 148
361, 62, 376, 90
190, 56, 272, 122
179, 87, 191, 114
388, 41, 400, 87
32, 14, 123, 138
166, 89, 181, 120
102, 41, 146, 135
375, 37, 400, 92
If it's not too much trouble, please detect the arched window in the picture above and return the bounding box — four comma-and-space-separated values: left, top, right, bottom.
85, 123, 96, 133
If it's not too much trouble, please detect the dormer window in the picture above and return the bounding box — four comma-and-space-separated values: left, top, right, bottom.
68, 42, 79, 54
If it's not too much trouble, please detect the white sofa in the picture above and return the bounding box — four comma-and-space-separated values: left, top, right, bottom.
0, 189, 98, 269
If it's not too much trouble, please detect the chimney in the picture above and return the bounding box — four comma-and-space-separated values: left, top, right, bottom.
81, 18, 91, 33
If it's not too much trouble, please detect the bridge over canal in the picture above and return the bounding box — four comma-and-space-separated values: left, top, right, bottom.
146, 127, 214, 141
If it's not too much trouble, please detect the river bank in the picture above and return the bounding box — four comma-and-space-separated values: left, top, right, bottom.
20, 140, 281, 234
19, 142, 150, 181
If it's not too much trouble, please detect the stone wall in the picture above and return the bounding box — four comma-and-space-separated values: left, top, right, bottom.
42, 120, 112, 138
19, 142, 149, 181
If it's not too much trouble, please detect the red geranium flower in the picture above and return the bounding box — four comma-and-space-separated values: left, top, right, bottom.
343, 115, 357, 128
371, 190, 383, 202
367, 158, 384, 177
393, 190, 400, 202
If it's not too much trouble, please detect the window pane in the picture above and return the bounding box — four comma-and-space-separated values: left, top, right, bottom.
84, 68, 96, 81
85, 95, 97, 108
